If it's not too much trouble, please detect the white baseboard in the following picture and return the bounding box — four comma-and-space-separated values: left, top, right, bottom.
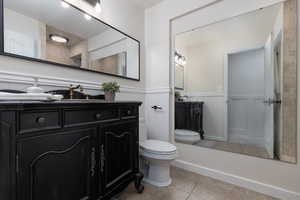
205, 135, 226, 142
229, 133, 265, 148
172, 160, 300, 200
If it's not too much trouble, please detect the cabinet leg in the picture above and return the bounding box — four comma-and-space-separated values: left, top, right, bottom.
200, 130, 204, 140
134, 172, 144, 193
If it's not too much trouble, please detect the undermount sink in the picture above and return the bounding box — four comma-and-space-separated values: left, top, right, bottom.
60, 99, 106, 103
47, 90, 105, 100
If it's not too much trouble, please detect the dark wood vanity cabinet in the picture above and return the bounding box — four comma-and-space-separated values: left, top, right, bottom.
17, 128, 96, 200
0, 101, 143, 200
100, 122, 138, 196
175, 102, 204, 139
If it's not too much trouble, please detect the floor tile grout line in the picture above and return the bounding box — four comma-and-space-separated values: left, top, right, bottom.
185, 183, 197, 200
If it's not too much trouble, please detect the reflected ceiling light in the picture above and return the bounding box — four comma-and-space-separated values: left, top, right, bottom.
61, 1, 70, 8
95, 0, 102, 13
50, 34, 69, 44
84, 13, 92, 20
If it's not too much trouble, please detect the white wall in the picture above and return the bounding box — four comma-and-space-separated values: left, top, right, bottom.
145, 0, 300, 199
88, 29, 139, 79
4, 8, 46, 59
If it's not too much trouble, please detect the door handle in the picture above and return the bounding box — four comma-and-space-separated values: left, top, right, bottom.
263, 98, 282, 105
90, 148, 96, 177
100, 145, 105, 173
152, 105, 163, 110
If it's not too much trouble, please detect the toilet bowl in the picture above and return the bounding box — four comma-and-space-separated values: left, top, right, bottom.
140, 140, 177, 187
175, 129, 201, 145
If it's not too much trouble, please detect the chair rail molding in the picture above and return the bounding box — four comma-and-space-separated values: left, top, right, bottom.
0, 71, 145, 94
145, 87, 171, 94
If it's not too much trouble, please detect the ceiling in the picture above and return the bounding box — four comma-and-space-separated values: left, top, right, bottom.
128, 0, 164, 9
4, 0, 110, 39
176, 3, 282, 51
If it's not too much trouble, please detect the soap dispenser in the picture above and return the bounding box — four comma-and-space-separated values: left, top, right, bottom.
27, 77, 44, 93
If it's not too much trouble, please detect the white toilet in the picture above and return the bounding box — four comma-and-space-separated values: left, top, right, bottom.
174, 129, 201, 145
140, 139, 177, 187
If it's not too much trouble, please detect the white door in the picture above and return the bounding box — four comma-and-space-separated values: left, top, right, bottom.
264, 34, 274, 158
227, 48, 266, 146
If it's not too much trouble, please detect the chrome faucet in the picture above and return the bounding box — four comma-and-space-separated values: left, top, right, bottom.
79, 86, 89, 100
68, 84, 81, 99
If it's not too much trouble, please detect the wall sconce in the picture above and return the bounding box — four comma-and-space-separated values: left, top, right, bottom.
95, 0, 102, 13
175, 51, 187, 66
83, 0, 102, 13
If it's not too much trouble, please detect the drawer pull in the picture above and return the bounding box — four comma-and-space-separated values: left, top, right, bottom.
95, 113, 102, 120
36, 117, 46, 124
127, 110, 132, 115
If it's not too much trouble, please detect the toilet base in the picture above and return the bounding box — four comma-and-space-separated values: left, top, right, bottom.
144, 177, 172, 187
143, 158, 173, 187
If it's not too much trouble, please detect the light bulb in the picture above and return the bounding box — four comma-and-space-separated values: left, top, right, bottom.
95, 2, 102, 13
50, 34, 69, 44
84, 13, 92, 20
61, 1, 70, 8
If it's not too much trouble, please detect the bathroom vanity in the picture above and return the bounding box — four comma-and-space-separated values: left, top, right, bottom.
175, 102, 204, 139
0, 100, 144, 200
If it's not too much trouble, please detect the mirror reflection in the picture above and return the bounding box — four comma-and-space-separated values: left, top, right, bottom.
174, 1, 297, 163
3, 0, 140, 80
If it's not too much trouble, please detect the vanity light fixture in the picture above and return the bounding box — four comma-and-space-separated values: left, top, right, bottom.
61, 1, 70, 8
50, 34, 69, 44
95, 0, 102, 13
84, 13, 92, 20
83, 0, 102, 13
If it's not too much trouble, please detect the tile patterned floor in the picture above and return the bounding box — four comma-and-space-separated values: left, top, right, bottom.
195, 140, 271, 159
119, 167, 278, 200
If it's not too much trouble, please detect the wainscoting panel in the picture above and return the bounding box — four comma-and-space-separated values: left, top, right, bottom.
228, 95, 266, 147
186, 93, 226, 141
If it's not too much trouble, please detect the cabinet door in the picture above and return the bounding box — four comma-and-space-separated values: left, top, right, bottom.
17, 128, 96, 200
99, 122, 138, 194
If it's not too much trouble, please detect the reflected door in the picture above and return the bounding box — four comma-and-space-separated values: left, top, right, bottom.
228, 48, 266, 147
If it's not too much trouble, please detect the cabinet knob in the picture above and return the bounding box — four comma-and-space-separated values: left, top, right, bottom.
127, 110, 132, 115
36, 117, 46, 124
95, 113, 102, 120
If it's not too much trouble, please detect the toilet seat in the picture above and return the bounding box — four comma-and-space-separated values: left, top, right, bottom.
140, 140, 177, 160
174, 129, 201, 144
140, 140, 177, 155
175, 129, 199, 137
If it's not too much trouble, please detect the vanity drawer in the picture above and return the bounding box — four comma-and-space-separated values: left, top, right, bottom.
64, 108, 119, 126
19, 110, 60, 134
121, 106, 138, 119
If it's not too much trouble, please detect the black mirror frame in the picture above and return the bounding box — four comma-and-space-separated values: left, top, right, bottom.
0, 0, 141, 81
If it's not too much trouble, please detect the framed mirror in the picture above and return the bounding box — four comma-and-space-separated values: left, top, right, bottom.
175, 64, 184, 90
174, 0, 297, 163
0, 0, 140, 81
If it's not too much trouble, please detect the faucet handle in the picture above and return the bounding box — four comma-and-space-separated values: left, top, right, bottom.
80, 86, 84, 93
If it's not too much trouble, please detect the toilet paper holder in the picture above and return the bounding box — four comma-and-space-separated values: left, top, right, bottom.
151, 105, 163, 110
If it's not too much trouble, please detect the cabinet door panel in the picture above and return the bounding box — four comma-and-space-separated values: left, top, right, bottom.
100, 122, 137, 193
17, 128, 96, 200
